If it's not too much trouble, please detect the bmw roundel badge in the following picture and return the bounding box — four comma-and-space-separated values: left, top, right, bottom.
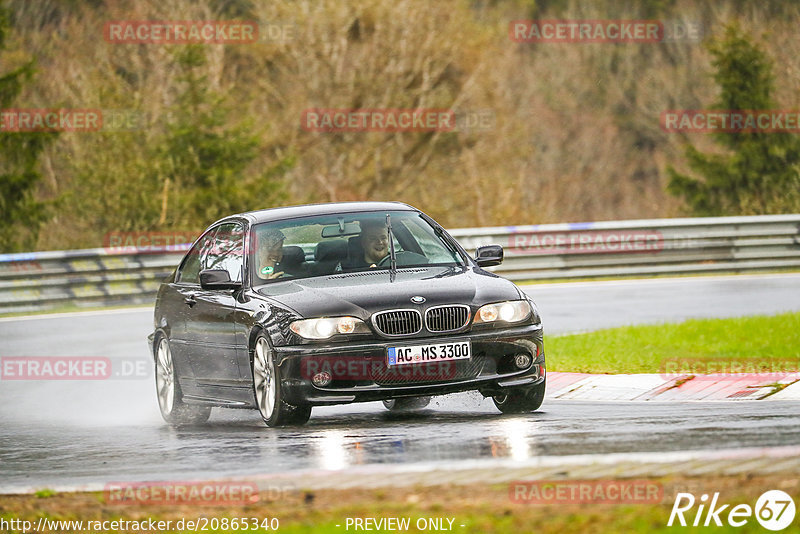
410, 296, 426, 304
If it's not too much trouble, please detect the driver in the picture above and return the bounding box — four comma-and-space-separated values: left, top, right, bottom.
358, 219, 390, 268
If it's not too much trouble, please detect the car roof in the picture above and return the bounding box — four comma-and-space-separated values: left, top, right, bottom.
226, 201, 418, 225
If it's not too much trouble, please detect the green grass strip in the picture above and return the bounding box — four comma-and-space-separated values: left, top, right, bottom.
547, 312, 800, 374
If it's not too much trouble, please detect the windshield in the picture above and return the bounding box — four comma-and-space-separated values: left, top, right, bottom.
250, 210, 465, 284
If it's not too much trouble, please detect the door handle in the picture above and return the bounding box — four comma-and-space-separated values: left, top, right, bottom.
184, 294, 197, 307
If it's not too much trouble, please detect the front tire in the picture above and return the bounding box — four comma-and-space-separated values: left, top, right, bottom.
492, 380, 545, 414
154, 336, 211, 426
252, 336, 311, 427
382, 396, 431, 411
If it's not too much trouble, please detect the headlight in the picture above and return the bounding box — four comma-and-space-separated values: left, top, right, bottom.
473, 300, 532, 325
290, 316, 370, 340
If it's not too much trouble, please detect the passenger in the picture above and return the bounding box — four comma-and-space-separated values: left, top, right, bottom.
256, 229, 286, 280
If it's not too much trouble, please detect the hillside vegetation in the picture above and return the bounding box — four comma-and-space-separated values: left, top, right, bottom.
1, 0, 799, 251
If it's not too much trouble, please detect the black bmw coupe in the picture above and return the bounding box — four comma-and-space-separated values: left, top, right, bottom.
148, 202, 545, 426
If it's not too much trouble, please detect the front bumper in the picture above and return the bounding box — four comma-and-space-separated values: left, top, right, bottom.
274, 323, 545, 406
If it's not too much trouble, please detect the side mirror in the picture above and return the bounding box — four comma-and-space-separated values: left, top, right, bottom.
199, 269, 242, 290
475, 245, 504, 267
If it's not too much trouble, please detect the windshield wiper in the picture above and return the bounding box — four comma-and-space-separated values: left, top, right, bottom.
386, 213, 397, 280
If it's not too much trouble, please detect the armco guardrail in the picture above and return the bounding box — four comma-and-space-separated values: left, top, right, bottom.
0, 246, 187, 314
450, 214, 800, 281
0, 215, 798, 313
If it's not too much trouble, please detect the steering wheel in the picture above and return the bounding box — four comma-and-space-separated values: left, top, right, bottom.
377, 251, 429, 267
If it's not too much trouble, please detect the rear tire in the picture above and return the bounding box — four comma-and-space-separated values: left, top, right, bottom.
252, 335, 311, 427
493, 380, 545, 414
382, 396, 431, 411
154, 336, 211, 426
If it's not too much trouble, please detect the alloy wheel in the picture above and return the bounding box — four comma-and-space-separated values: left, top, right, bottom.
155, 338, 175, 415
253, 337, 276, 419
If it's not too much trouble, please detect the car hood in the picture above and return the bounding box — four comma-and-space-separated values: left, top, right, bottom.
254, 266, 522, 319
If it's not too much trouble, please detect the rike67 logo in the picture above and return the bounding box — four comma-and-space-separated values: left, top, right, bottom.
669, 490, 796, 531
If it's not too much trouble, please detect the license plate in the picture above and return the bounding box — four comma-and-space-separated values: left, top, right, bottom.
387, 341, 471, 366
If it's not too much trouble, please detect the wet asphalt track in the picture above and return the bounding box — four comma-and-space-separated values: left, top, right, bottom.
1, 273, 799, 491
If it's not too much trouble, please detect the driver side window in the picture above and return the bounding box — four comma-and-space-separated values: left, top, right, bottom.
176, 231, 215, 285
204, 222, 244, 283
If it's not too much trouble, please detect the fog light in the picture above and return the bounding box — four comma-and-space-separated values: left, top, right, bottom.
312, 371, 332, 387
514, 353, 532, 369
